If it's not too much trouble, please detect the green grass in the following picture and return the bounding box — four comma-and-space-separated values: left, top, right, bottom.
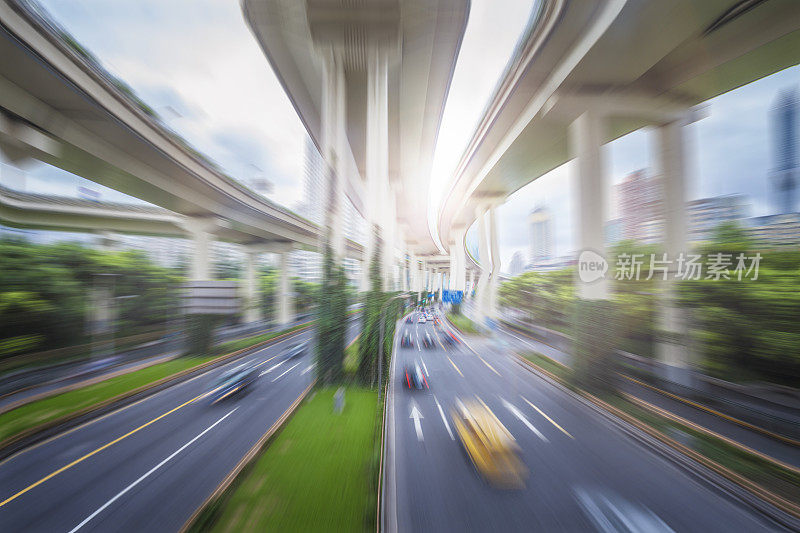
447, 312, 479, 334
207, 387, 381, 533
213, 323, 308, 355
344, 336, 361, 375
523, 351, 572, 380
0, 356, 213, 444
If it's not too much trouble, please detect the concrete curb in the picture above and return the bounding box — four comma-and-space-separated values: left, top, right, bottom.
0, 323, 312, 461
514, 353, 800, 528
378, 312, 408, 533
180, 380, 316, 533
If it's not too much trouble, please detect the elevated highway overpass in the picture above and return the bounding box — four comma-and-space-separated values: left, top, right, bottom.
436, 0, 800, 325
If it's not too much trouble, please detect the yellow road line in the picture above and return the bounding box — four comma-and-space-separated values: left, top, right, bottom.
477, 354, 501, 376
521, 396, 573, 439
0, 392, 206, 508
345, 333, 361, 350
447, 356, 464, 377
254, 355, 277, 369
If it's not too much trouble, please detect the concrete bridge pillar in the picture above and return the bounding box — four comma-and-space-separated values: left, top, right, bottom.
475, 206, 490, 321
448, 244, 457, 290
569, 110, 615, 388
468, 269, 475, 298
363, 48, 390, 290
320, 50, 347, 260
454, 227, 466, 292
487, 207, 500, 319
183, 218, 217, 281
243, 249, 262, 323
570, 110, 609, 300
277, 250, 294, 326
655, 119, 691, 385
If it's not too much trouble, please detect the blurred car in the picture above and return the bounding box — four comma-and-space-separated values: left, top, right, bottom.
451, 399, 527, 488
443, 331, 457, 346
208, 362, 258, 403
403, 362, 428, 390
400, 332, 413, 348
285, 341, 308, 359
418, 316, 426, 324
422, 332, 434, 349
406, 316, 413, 324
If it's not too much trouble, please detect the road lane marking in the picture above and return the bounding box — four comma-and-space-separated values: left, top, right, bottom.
410, 401, 424, 441
0, 391, 208, 508
260, 359, 286, 376
272, 362, 301, 382
502, 399, 548, 442
301, 364, 315, 375
521, 396, 573, 439
67, 407, 238, 532
420, 358, 429, 377
446, 356, 463, 377
433, 395, 454, 440
477, 354, 501, 376
253, 355, 278, 369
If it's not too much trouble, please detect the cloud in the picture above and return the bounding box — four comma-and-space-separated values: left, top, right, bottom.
38, 0, 307, 208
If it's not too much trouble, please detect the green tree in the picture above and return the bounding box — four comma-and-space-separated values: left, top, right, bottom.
358, 225, 383, 385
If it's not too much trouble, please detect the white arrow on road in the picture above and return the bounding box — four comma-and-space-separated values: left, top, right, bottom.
410, 401, 424, 441
502, 398, 548, 442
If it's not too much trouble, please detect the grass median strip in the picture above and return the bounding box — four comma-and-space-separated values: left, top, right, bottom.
213, 323, 308, 356
0, 323, 310, 447
447, 313, 479, 334
0, 357, 213, 444
204, 387, 380, 532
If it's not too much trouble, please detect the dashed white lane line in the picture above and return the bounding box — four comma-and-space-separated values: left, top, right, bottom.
301, 363, 315, 375
68, 407, 239, 533
272, 362, 301, 382
420, 358, 429, 376
502, 398, 548, 442
521, 396, 573, 439
260, 359, 285, 377
433, 395, 454, 440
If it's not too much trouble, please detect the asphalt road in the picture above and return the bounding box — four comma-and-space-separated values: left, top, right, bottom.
493, 319, 800, 471
0, 317, 311, 412
385, 310, 782, 532
0, 317, 360, 532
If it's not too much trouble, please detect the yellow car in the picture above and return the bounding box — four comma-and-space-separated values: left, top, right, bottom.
451, 398, 527, 488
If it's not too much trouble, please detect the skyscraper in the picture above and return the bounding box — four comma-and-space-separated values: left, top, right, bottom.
771, 89, 798, 214
508, 250, 526, 276
617, 169, 660, 241
527, 206, 552, 265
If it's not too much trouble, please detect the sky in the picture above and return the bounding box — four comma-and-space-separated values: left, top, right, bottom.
1, 0, 798, 272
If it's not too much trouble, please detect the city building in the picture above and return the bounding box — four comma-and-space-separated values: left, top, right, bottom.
688, 195, 747, 242
527, 206, 552, 265
748, 213, 800, 246
771, 89, 798, 214
294, 135, 364, 284
605, 218, 623, 245
616, 169, 660, 241
507, 250, 526, 276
